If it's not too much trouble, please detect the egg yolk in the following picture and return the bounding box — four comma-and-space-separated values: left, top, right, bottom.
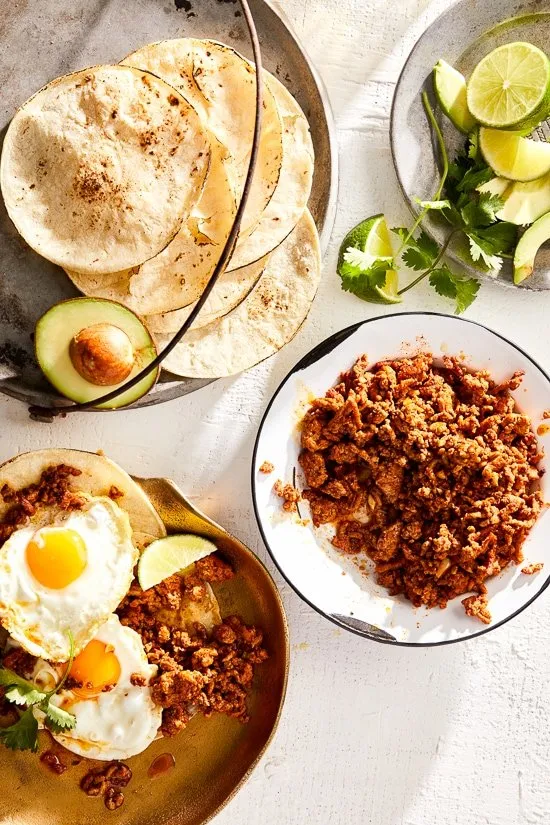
69, 640, 121, 693
26, 529, 88, 589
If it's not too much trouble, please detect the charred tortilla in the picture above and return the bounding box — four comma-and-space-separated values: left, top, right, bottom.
1, 66, 210, 275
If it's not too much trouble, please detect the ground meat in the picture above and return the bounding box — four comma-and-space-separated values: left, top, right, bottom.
151, 670, 206, 707
1, 647, 37, 678
273, 480, 301, 512
299, 451, 328, 488
259, 461, 274, 474
298, 354, 545, 623
521, 562, 544, 575
0, 465, 84, 545
117, 559, 268, 734
462, 594, 492, 625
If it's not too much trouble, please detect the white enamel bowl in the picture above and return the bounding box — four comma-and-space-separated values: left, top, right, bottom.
252, 313, 550, 646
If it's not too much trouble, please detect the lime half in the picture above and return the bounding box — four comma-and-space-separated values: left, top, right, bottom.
479, 127, 550, 182
138, 534, 217, 591
433, 60, 477, 134
467, 42, 550, 130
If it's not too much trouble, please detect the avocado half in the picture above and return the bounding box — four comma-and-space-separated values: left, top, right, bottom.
514, 211, 550, 285
35, 298, 159, 409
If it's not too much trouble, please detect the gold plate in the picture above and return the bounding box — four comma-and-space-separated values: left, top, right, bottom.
0, 478, 289, 825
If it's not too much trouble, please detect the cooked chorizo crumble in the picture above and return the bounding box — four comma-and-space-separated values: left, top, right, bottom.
521, 562, 544, 575
259, 461, 275, 474
298, 354, 545, 623
117, 555, 268, 735
0, 464, 84, 545
273, 479, 301, 512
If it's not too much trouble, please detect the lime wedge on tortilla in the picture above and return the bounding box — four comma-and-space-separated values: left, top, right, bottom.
138, 534, 217, 591
467, 42, 550, 130
479, 127, 550, 182
433, 60, 476, 134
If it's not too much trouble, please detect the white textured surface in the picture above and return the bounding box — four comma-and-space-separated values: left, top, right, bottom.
3, 0, 550, 822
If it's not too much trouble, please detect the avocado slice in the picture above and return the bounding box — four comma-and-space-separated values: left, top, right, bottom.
513, 212, 550, 284
35, 298, 159, 409
497, 173, 550, 226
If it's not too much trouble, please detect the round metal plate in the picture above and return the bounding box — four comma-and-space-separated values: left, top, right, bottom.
0, 475, 289, 825
391, 0, 550, 291
0, 0, 337, 412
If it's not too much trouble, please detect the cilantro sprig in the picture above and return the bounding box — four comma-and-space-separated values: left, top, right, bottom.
0, 632, 76, 752
337, 91, 518, 314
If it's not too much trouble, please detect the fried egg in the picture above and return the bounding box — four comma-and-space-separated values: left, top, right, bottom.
33, 614, 162, 761
0, 497, 138, 661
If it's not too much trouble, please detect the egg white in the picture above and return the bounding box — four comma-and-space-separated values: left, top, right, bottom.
0, 497, 138, 661
34, 614, 162, 761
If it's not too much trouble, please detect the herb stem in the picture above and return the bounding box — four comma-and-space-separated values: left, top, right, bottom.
423, 90, 449, 202
395, 91, 450, 258
398, 230, 456, 295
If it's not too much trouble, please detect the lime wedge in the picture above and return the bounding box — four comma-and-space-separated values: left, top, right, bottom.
467, 42, 550, 130
338, 213, 393, 268
374, 269, 402, 304
433, 60, 477, 134
479, 128, 550, 182
137, 534, 217, 591
364, 214, 394, 259
338, 215, 401, 304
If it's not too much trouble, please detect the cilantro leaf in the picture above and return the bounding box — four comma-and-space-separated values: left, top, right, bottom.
339, 258, 390, 298
343, 245, 391, 271
455, 278, 480, 314
43, 702, 76, 734
429, 266, 480, 314
0, 669, 46, 707
456, 165, 494, 194
461, 193, 505, 229
402, 231, 439, 271
0, 631, 76, 754
0, 667, 38, 691
0, 708, 39, 753
466, 221, 517, 272
468, 131, 479, 161
429, 266, 457, 299
468, 235, 502, 272
473, 221, 517, 254
5, 684, 46, 707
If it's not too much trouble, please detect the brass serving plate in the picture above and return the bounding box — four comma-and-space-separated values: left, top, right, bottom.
0, 479, 289, 825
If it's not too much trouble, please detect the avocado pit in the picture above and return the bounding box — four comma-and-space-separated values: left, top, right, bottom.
69, 323, 135, 386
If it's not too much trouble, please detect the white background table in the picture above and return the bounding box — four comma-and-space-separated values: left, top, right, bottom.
3, 0, 550, 822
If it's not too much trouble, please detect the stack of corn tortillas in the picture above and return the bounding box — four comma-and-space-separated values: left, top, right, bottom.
0, 38, 320, 380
